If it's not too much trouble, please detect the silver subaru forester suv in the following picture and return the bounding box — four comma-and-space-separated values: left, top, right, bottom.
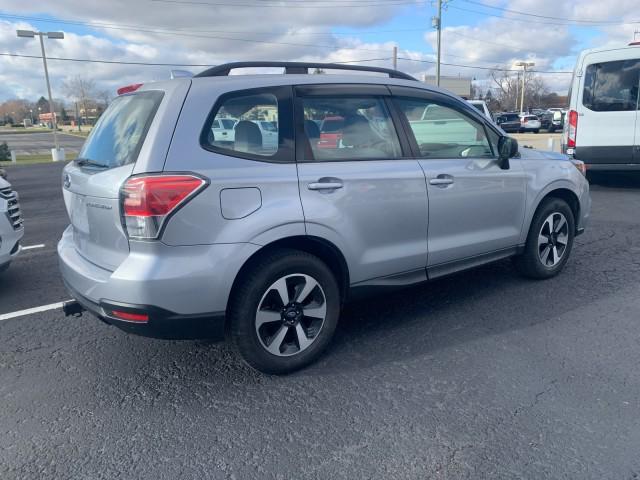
59, 62, 590, 374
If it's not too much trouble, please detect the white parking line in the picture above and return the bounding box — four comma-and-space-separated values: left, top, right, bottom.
0, 301, 70, 322
21, 244, 45, 251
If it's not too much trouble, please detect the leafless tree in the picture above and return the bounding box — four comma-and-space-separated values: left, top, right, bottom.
489, 67, 550, 112
62, 76, 97, 125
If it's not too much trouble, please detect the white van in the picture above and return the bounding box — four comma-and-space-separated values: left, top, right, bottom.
564, 42, 640, 171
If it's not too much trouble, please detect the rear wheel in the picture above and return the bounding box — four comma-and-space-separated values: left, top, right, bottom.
229, 249, 340, 374
514, 198, 575, 279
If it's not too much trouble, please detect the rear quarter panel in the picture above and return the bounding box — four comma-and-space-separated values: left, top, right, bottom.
161, 78, 305, 246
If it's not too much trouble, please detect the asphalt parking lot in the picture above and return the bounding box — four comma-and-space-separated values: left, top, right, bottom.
1, 162, 640, 479
0, 131, 86, 156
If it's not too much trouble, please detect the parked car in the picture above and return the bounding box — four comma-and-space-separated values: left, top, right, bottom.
0, 176, 23, 273
59, 61, 591, 374
467, 100, 491, 119
495, 112, 521, 133
519, 114, 541, 133
564, 42, 640, 171
210, 117, 237, 144
541, 110, 564, 132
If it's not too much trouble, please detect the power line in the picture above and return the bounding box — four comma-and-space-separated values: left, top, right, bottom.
0, 51, 389, 67
0, 52, 215, 66
449, 4, 640, 27
398, 57, 572, 74
0, 13, 426, 37
150, 0, 422, 8
461, 0, 639, 25
0, 14, 395, 54
1, 51, 571, 75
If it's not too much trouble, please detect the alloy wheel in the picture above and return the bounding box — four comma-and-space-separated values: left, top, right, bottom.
537, 212, 569, 267
255, 274, 327, 357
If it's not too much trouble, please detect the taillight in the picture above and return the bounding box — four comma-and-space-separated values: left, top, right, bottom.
567, 110, 578, 148
120, 175, 207, 239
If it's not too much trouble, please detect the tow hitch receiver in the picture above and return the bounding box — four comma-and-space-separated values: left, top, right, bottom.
63, 300, 85, 317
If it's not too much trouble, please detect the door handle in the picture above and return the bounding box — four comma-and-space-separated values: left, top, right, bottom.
308, 181, 343, 191
429, 177, 454, 186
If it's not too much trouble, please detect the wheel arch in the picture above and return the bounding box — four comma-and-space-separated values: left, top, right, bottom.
530, 187, 581, 235
226, 235, 350, 317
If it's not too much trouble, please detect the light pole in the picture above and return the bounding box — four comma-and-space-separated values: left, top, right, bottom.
17, 29, 65, 161
515, 61, 534, 114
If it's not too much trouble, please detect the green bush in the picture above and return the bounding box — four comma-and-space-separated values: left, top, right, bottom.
0, 142, 10, 161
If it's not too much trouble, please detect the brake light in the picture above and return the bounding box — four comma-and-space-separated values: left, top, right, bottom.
117, 83, 143, 95
121, 175, 207, 239
567, 110, 578, 148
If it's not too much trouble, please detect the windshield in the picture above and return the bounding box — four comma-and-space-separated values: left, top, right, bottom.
77, 91, 163, 169
471, 103, 484, 113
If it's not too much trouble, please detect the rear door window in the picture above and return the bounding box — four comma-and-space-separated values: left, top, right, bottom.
77, 91, 163, 168
583, 60, 640, 111
299, 96, 402, 161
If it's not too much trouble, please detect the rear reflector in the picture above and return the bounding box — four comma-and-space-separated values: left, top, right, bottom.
117, 83, 143, 95
121, 175, 207, 239
110, 310, 149, 322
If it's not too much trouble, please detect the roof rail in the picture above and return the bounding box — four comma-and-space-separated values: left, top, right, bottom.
194, 61, 418, 81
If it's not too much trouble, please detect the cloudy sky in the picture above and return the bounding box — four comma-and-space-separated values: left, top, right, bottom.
0, 0, 639, 102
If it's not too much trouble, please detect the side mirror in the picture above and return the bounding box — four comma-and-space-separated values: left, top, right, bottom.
497, 136, 518, 169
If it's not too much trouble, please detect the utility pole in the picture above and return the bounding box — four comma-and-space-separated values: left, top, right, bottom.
515, 61, 535, 113
17, 30, 65, 161
392, 45, 398, 70
515, 72, 519, 112
432, 0, 443, 86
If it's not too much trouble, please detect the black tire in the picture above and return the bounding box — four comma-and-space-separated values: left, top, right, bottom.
534, 129, 539, 134
513, 198, 575, 279
229, 249, 341, 374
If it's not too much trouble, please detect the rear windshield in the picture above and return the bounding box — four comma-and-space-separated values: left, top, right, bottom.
503, 114, 519, 121
77, 91, 163, 169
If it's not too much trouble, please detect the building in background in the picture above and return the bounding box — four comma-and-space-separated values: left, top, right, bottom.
423, 75, 472, 98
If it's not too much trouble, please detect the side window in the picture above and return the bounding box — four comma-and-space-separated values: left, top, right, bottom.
203, 92, 279, 157
300, 96, 402, 161
583, 60, 640, 112
395, 97, 494, 159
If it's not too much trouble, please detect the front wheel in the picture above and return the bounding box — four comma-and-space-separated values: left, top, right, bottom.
514, 198, 575, 279
229, 249, 341, 374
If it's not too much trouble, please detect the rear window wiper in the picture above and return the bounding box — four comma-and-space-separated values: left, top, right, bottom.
75, 158, 109, 169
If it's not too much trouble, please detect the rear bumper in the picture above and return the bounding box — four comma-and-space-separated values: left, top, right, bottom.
58, 225, 260, 339
63, 281, 226, 340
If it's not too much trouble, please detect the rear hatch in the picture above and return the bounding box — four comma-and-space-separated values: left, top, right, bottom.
62, 90, 164, 271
